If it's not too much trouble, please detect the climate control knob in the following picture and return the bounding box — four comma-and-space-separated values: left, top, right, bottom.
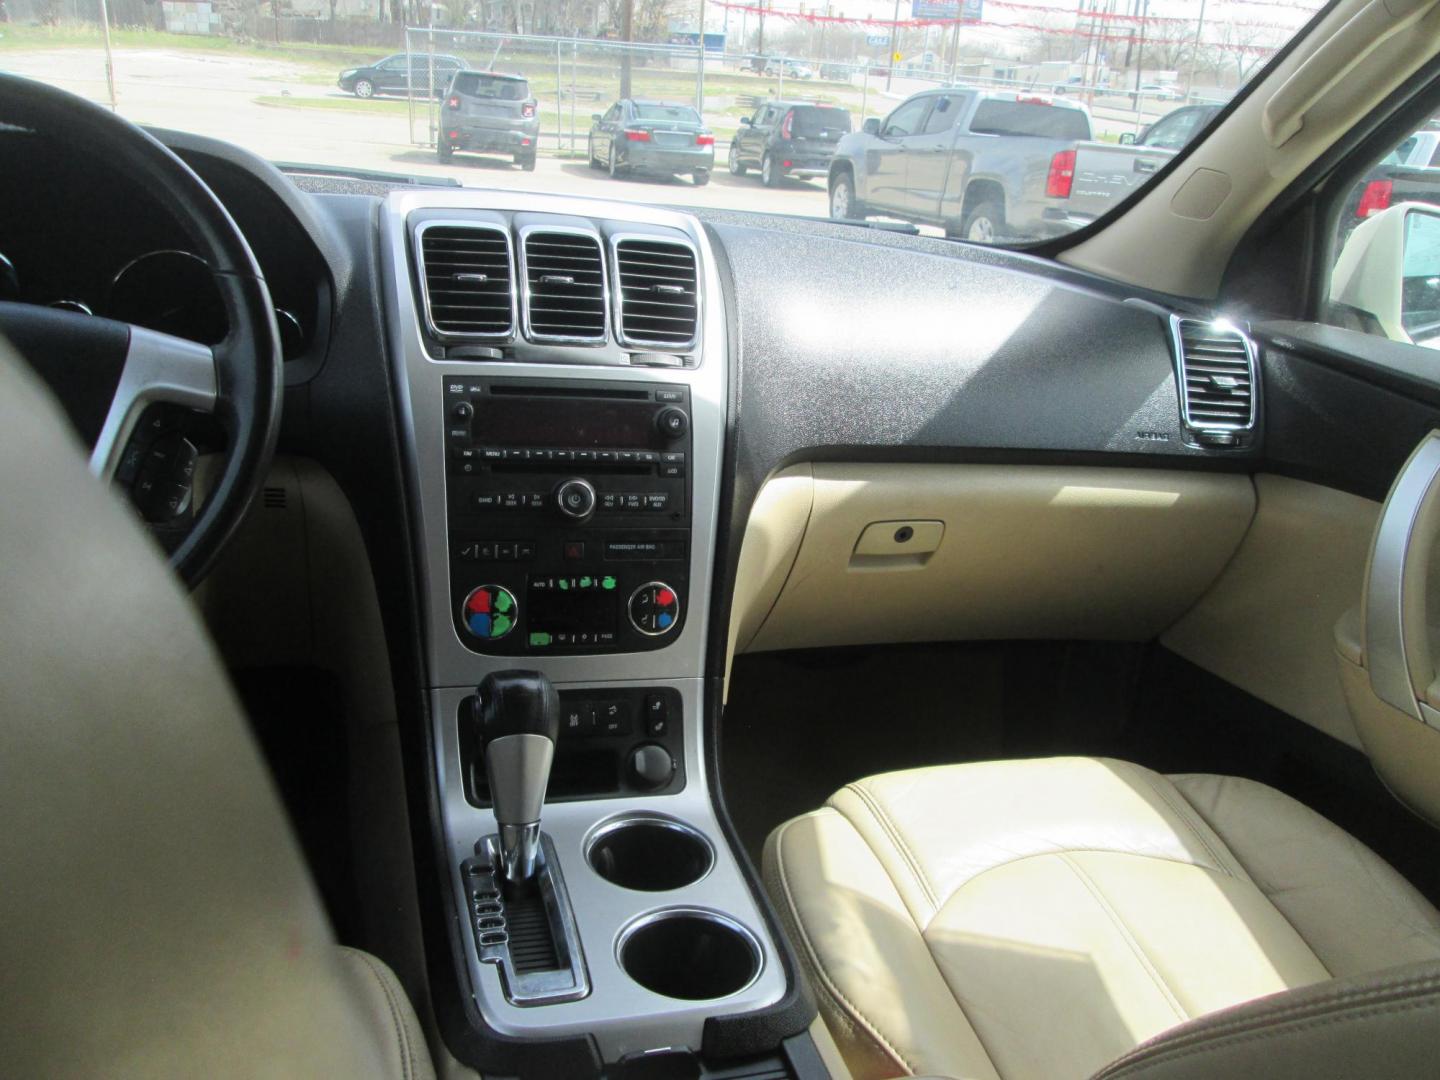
554, 477, 597, 520
628, 581, 680, 636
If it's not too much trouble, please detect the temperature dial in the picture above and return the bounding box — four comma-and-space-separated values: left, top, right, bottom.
629, 581, 680, 637
461, 585, 517, 640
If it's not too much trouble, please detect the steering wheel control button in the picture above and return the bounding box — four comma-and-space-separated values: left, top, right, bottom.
629, 582, 680, 636
655, 406, 689, 440
461, 585, 517, 640
555, 478, 597, 520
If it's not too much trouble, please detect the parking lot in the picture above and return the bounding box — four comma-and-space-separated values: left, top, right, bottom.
1, 44, 849, 219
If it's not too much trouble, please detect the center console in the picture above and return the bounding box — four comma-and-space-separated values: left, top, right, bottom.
382, 194, 792, 1072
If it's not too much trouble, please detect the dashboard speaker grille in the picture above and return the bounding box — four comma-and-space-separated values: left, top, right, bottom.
522, 231, 607, 343
417, 223, 514, 338
613, 237, 699, 349
1171, 316, 1257, 441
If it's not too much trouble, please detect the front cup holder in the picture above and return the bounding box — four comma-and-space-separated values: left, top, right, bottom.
586, 814, 714, 892
617, 909, 763, 1001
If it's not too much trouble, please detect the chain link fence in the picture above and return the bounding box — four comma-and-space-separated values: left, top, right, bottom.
402, 29, 704, 156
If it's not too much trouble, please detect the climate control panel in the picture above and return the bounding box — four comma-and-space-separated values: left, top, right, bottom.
443, 376, 692, 655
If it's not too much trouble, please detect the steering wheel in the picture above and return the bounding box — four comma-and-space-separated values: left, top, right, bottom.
0, 75, 281, 587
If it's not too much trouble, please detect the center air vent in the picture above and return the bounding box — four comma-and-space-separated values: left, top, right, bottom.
417, 223, 515, 339
613, 237, 699, 350
1170, 316, 1258, 446
521, 230, 607, 343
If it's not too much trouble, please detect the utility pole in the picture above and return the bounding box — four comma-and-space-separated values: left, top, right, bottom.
886, 0, 901, 92
697, 0, 707, 113
98, 0, 116, 109
947, 16, 961, 85
757, 0, 766, 58
1185, 0, 1207, 100
621, 0, 634, 99
1132, 0, 1148, 111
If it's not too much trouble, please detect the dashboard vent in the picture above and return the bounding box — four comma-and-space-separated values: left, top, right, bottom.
1170, 316, 1258, 445
521, 230, 607, 343
417, 223, 515, 338
613, 237, 699, 350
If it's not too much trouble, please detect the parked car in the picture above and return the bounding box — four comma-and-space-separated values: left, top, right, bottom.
728, 100, 853, 187
1338, 128, 1440, 242
1059, 104, 1224, 227
437, 71, 539, 171
337, 53, 468, 100
763, 59, 813, 80
588, 99, 715, 185
828, 88, 1091, 241
1137, 82, 1184, 101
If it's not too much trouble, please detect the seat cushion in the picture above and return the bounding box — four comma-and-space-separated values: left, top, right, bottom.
763, 756, 1440, 1080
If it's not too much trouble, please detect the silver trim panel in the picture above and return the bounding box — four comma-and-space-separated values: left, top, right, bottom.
1365, 430, 1440, 726
89, 327, 216, 479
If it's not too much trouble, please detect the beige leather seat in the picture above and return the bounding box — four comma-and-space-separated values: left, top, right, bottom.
766, 756, 1440, 1080
0, 343, 435, 1078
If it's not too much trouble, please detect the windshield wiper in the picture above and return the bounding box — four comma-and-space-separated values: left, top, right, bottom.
274, 162, 461, 188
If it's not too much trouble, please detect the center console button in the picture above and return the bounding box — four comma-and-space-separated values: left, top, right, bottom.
555, 478, 597, 520
655, 407, 689, 439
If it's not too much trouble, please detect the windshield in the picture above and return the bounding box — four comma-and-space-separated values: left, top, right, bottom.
4, 2, 1325, 246
791, 106, 852, 138
453, 73, 528, 100
970, 100, 1090, 139
634, 104, 702, 124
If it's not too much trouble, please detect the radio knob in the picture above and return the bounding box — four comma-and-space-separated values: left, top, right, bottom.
655, 407, 689, 440
451, 400, 474, 422
555, 478, 597, 520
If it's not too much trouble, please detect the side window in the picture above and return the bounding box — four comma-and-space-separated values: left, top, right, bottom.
750, 105, 767, 125
882, 98, 931, 138
378, 57, 406, 71
922, 95, 963, 135
1327, 112, 1440, 351
604, 105, 621, 124
760, 106, 778, 127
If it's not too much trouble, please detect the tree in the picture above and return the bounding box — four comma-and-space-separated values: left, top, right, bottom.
1209, 17, 1285, 86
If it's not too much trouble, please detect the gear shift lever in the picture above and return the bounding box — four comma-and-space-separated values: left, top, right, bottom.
472, 670, 559, 886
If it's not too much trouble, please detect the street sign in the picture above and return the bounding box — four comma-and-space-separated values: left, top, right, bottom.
911, 0, 982, 19
892, 51, 903, 63
865, 33, 890, 47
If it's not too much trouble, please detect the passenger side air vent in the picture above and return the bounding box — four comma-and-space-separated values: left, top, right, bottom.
1170, 316, 1258, 447
417, 223, 515, 338
521, 229, 607, 343
613, 237, 699, 350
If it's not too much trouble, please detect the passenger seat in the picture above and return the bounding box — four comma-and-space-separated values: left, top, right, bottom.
766, 756, 1440, 1079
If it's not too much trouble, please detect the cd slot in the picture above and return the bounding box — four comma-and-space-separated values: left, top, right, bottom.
490, 384, 651, 401
491, 463, 654, 476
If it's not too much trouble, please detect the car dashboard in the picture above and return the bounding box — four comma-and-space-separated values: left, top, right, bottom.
4, 126, 1299, 1076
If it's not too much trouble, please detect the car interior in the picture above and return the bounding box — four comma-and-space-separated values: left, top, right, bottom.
12, 1, 1440, 1077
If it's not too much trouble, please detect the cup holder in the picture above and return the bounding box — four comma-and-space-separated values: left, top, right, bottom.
618, 909, 763, 1001
586, 814, 714, 892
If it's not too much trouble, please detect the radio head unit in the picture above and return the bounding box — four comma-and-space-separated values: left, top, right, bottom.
444, 377, 691, 655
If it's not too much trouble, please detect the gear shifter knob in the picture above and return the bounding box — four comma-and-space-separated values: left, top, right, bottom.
473, 671, 560, 885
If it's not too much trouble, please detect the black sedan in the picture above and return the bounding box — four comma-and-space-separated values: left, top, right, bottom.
337, 53, 468, 100
588, 99, 715, 185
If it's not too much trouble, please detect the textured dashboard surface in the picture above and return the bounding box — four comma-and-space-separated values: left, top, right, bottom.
710, 219, 1233, 484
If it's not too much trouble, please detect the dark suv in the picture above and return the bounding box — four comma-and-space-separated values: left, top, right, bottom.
728, 100, 853, 186
337, 53, 467, 100
438, 72, 540, 171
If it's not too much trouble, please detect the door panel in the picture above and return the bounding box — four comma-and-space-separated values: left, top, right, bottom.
904, 93, 966, 217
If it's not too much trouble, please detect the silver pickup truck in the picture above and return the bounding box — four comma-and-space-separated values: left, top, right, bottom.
827, 89, 1092, 242
1063, 104, 1222, 226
